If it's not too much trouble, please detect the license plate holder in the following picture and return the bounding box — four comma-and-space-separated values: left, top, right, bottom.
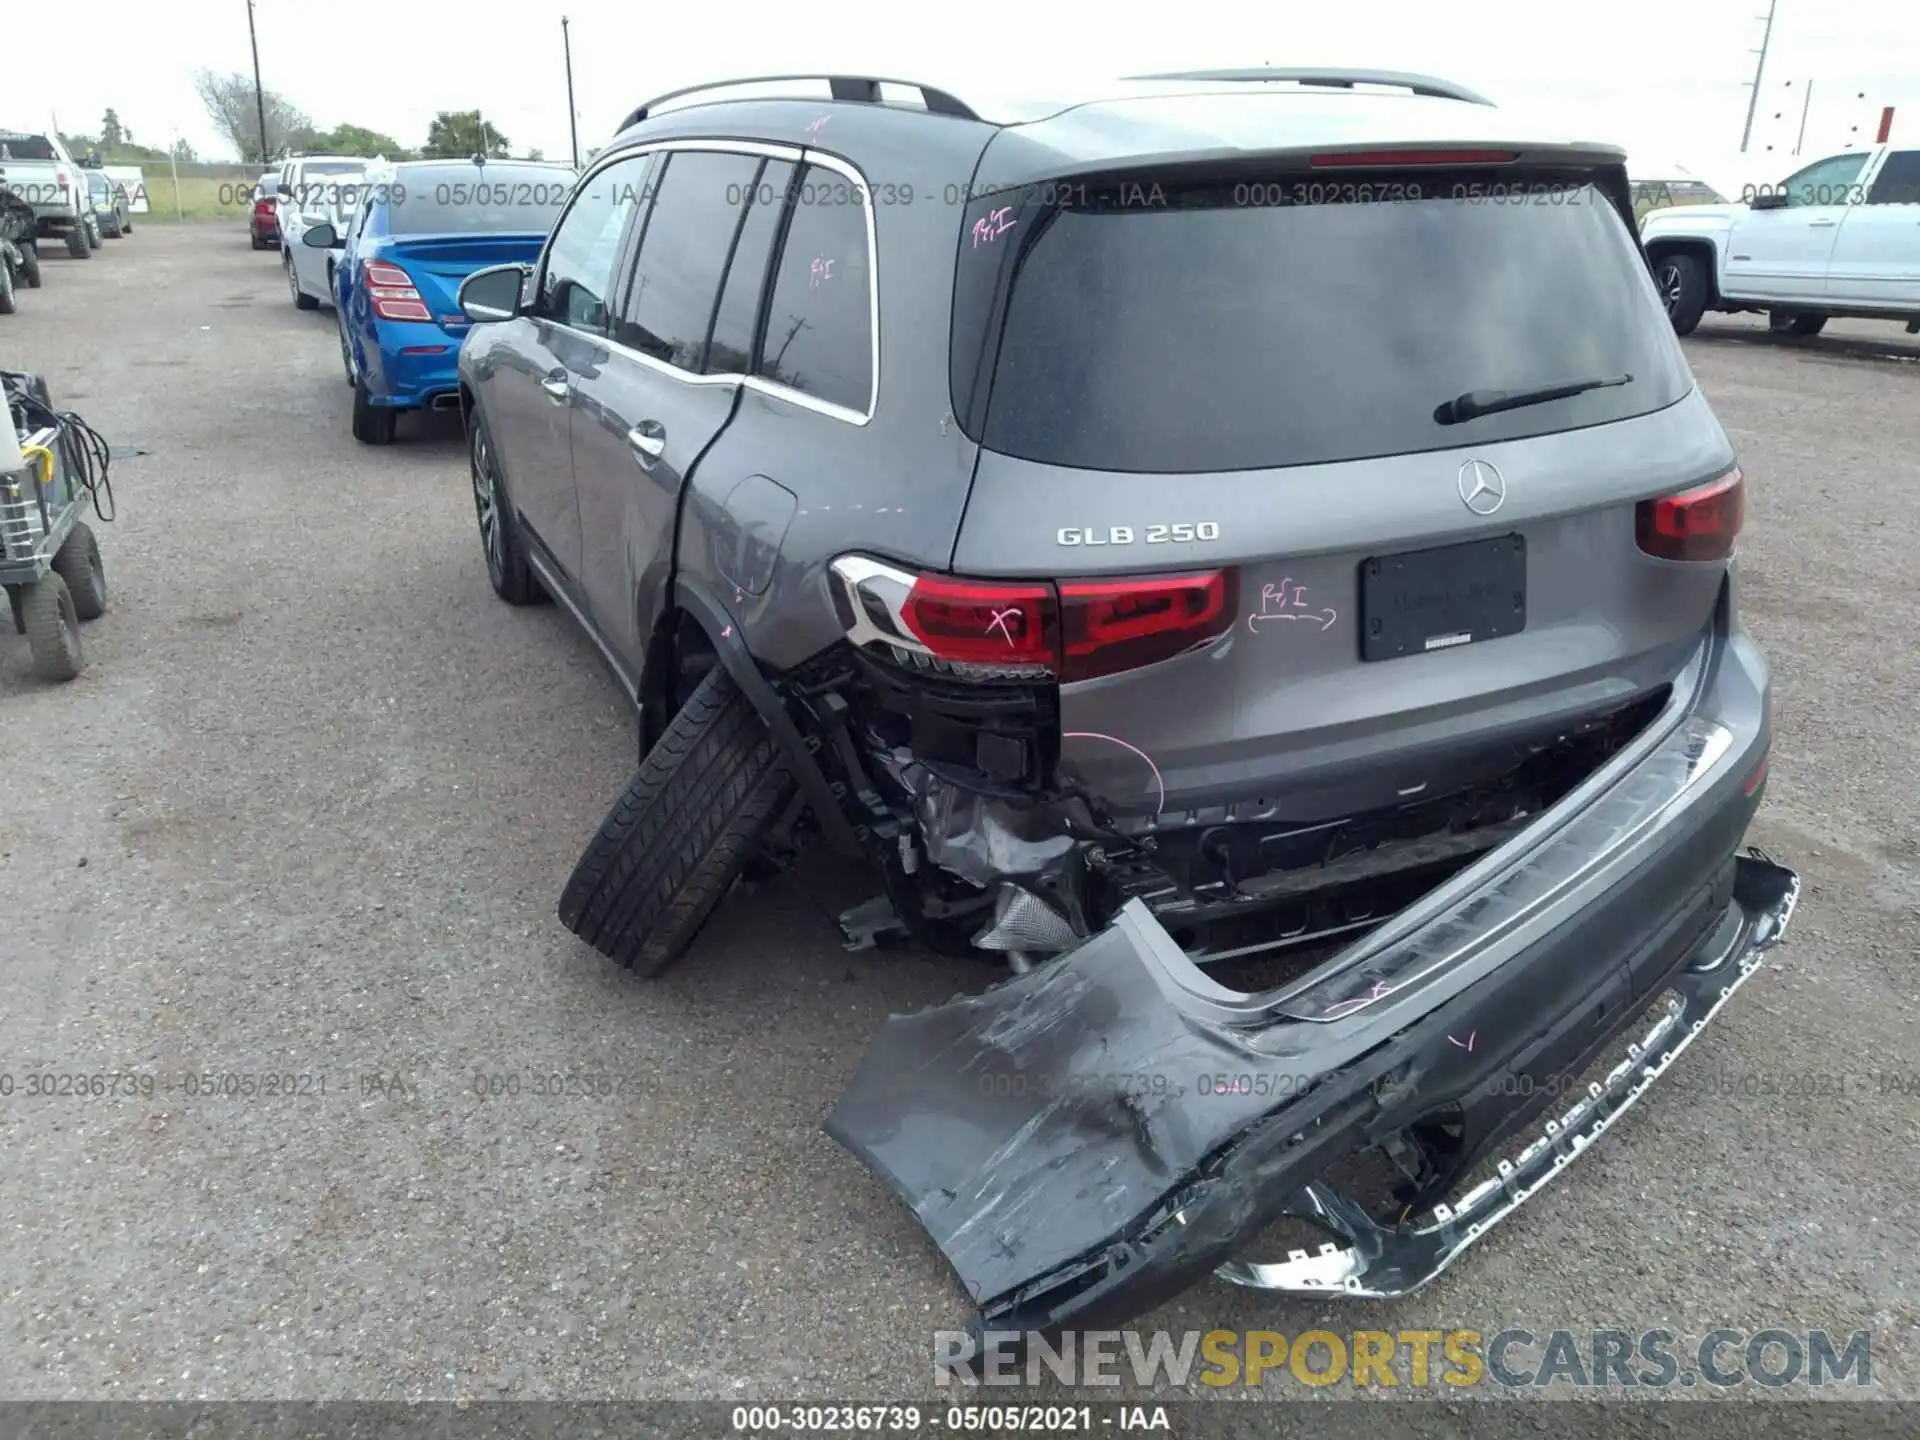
1359, 533, 1527, 662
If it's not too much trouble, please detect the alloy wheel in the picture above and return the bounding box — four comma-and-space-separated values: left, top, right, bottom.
1657, 263, 1682, 315
472, 431, 505, 586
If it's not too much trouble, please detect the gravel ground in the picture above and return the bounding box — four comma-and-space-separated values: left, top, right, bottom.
0, 228, 1915, 1405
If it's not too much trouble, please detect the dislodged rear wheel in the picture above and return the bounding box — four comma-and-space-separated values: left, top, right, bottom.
558, 665, 796, 976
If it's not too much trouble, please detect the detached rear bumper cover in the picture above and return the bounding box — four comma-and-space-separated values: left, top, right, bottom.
826, 637, 1797, 1335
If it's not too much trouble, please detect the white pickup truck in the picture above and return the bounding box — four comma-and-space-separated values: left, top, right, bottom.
1641, 142, 1920, 336
0, 130, 93, 259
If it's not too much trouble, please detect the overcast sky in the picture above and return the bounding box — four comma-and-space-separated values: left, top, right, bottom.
11, 0, 1916, 182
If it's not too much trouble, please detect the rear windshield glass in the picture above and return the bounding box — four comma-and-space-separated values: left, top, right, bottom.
385, 167, 574, 236
0, 134, 58, 161
951, 167, 1692, 473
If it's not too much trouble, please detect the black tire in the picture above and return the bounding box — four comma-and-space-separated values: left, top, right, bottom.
122, 215, 132, 234
558, 666, 797, 976
85, 219, 101, 251
66, 227, 90, 260
52, 522, 107, 620
351, 378, 396, 445
20, 244, 41, 288
22, 574, 83, 681
289, 254, 318, 310
1652, 252, 1707, 336
1769, 309, 1828, 337
469, 415, 541, 605
0, 259, 14, 315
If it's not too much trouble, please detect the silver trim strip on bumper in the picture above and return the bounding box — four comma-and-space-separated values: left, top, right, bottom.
1212, 852, 1799, 1298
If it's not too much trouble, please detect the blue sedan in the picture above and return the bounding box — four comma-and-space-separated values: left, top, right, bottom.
308, 158, 576, 444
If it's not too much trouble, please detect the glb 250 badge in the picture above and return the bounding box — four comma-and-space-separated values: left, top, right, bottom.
1056, 522, 1221, 546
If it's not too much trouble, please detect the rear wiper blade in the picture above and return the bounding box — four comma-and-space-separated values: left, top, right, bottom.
1434, 373, 1633, 425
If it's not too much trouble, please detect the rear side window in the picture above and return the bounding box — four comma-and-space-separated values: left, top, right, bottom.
537, 155, 653, 333
1867, 151, 1920, 205
705, 159, 796, 375
616, 150, 760, 372
755, 165, 873, 413
954, 168, 1692, 473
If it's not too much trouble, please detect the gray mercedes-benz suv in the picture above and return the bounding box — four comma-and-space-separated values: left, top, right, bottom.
455, 68, 1797, 1343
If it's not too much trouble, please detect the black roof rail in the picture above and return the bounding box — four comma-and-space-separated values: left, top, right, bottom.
620, 75, 980, 131
1126, 68, 1495, 107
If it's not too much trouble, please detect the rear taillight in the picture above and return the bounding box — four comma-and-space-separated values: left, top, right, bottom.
366, 262, 432, 322
900, 575, 1057, 669
830, 556, 1236, 683
56, 169, 71, 192
1057, 572, 1230, 682
1636, 467, 1744, 562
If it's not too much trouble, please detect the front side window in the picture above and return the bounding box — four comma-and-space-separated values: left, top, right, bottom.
1778, 153, 1868, 206
616, 150, 761, 372
536, 155, 654, 333
754, 164, 873, 413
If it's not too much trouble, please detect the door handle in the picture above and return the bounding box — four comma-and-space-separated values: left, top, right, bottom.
540, 376, 570, 403
627, 423, 666, 462
1807, 217, 1838, 228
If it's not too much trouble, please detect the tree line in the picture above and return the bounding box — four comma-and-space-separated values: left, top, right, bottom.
65, 81, 546, 170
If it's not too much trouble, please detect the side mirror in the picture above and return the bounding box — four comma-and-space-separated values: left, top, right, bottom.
301, 222, 338, 248
276, 182, 292, 199
1749, 191, 1790, 211
459, 264, 529, 324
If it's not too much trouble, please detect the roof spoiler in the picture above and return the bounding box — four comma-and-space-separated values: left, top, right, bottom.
1126, 68, 1495, 107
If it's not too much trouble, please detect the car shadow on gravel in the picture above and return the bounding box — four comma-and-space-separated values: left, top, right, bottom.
1690, 321, 1920, 366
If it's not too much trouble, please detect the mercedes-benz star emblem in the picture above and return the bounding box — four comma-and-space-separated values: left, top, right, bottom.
1458, 459, 1507, 516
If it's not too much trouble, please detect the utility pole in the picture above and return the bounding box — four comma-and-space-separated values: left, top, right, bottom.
1739, 0, 1779, 153
245, 0, 270, 163
1794, 79, 1814, 155
561, 17, 580, 169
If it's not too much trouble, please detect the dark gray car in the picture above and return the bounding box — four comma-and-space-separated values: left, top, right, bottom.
455, 70, 1797, 1342
84, 169, 131, 238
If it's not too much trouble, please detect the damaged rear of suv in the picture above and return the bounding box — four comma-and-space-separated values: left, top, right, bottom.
463, 68, 1797, 1337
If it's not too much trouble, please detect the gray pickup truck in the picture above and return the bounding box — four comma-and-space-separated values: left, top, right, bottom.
0, 131, 93, 259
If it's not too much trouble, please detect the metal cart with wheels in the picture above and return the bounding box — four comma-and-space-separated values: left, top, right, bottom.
2, 423, 109, 680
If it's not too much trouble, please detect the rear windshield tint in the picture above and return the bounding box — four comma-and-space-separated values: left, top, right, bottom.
951, 167, 1692, 473
0, 134, 58, 161
385, 167, 574, 236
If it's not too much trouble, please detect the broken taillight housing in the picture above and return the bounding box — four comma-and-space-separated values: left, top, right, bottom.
829, 556, 1236, 683
1636, 468, 1744, 562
